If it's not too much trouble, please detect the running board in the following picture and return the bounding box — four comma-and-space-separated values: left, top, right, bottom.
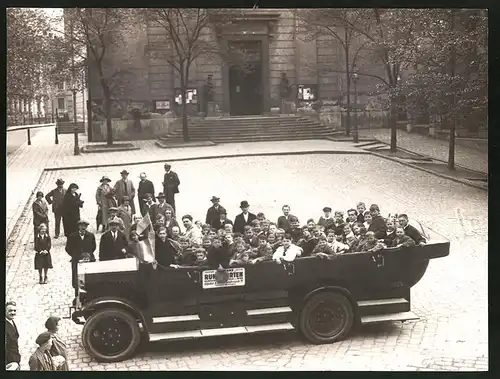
360, 311, 419, 325
149, 322, 295, 342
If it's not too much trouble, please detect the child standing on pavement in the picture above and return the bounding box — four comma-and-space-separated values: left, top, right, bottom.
34, 223, 53, 284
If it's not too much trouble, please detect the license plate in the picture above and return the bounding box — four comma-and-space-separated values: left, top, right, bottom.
202, 268, 246, 289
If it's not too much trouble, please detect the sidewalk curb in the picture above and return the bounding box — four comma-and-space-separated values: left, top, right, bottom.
44, 149, 371, 171
368, 151, 487, 191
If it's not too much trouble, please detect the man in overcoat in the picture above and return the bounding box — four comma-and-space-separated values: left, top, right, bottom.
65, 220, 96, 303
114, 170, 136, 215
162, 163, 180, 212
45, 179, 66, 238
152, 192, 175, 221
5, 301, 20, 370
137, 172, 155, 216
206, 196, 227, 228
233, 200, 257, 235
99, 218, 128, 261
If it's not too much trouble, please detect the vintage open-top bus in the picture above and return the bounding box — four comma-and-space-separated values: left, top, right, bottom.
69, 221, 449, 362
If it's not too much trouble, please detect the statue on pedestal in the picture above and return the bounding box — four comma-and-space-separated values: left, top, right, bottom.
279, 73, 292, 114
203, 75, 214, 116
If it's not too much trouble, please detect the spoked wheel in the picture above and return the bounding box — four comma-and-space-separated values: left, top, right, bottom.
82, 308, 141, 362
299, 291, 354, 344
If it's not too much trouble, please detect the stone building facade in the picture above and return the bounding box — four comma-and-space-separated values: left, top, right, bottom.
88, 9, 379, 117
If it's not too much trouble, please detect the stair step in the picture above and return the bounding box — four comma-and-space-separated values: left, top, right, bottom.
357, 298, 408, 307
149, 322, 295, 342
360, 311, 419, 325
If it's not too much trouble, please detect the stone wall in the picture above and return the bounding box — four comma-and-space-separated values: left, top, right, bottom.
91, 116, 180, 142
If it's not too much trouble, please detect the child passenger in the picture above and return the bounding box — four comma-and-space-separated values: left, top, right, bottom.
272, 234, 302, 264
390, 227, 416, 248
297, 227, 318, 257
193, 248, 209, 267
311, 234, 336, 259
253, 234, 273, 260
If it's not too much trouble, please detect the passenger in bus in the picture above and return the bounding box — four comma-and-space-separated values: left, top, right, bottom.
216, 229, 226, 239
368, 204, 388, 239
261, 219, 271, 236
164, 209, 179, 237
223, 223, 233, 234
223, 234, 237, 257
251, 219, 263, 236
230, 251, 252, 266
170, 225, 181, 241
193, 248, 209, 267
153, 214, 166, 233
130, 214, 148, 241
214, 211, 233, 231
155, 227, 178, 267
266, 234, 280, 252
207, 237, 230, 269
355, 231, 384, 252
356, 202, 366, 223
363, 211, 372, 230
382, 219, 397, 245
390, 227, 417, 248
180, 243, 198, 266
397, 214, 426, 245
331, 233, 350, 254
314, 226, 325, 238
243, 226, 259, 247
257, 212, 266, 222
253, 234, 273, 259
297, 227, 318, 257
126, 231, 157, 268
202, 236, 213, 250
277, 205, 292, 230
233, 232, 244, 245
178, 236, 191, 253
311, 235, 336, 259
208, 228, 217, 239
272, 234, 302, 264
346, 209, 358, 228
268, 223, 278, 235
182, 215, 203, 245
287, 216, 303, 243
343, 224, 356, 246
276, 228, 286, 240
306, 219, 316, 234
195, 220, 203, 230
318, 207, 335, 230
201, 223, 211, 236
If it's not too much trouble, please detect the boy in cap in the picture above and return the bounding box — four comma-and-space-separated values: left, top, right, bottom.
233, 200, 257, 234
206, 196, 227, 228
114, 169, 136, 214
45, 179, 66, 238
318, 207, 335, 231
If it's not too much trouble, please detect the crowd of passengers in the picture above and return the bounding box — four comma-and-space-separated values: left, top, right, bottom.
117, 199, 427, 270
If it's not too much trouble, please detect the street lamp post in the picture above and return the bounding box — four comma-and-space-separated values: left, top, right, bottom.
351, 66, 359, 143
71, 82, 80, 156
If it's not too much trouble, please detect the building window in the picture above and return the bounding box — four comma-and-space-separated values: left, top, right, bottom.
57, 82, 65, 90
57, 98, 65, 110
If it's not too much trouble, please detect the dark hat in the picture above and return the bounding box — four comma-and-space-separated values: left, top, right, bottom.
108, 217, 121, 225
76, 219, 89, 226
36, 191, 44, 197
122, 196, 130, 201
35, 331, 52, 346
56, 179, 65, 185
164, 163, 171, 168
45, 316, 61, 331
109, 207, 118, 212
100, 175, 111, 183
210, 196, 220, 202
157, 192, 166, 199
120, 170, 129, 175
323, 207, 332, 212
240, 200, 250, 208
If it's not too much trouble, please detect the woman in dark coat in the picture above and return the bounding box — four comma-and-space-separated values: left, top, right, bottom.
32, 191, 49, 239
45, 316, 69, 371
34, 223, 53, 284
62, 183, 84, 237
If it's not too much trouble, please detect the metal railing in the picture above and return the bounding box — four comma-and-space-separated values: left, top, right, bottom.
6, 123, 58, 145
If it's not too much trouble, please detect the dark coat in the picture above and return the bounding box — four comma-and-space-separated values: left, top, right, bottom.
286, 227, 304, 244
391, 235, 417, 248
383, 230, 397, 246
206, 205, 227, 228
404, 224, 426, 244
5, 320, 20, 364
277, 215, 292, 231
152, 201, 175, 220
99, 230, 128, 261
233, 212, 257, 235
62, 192, 84, 237
318, 217, 335, 231
298, 237, 318, 257
137, 179, 155, 202
32, 200, 49, 226
155, 238, 177, 267
45, 187, 66, 214
65, 231, 96, 289
368, 215, 388, 239
34, 234, 53, 270
207, 245, 230, 269
330, 221, 346, 235
357, 213, 365, 223
164, 218, 180, 237
213, 218, 233, 231
163, 171, 180, 195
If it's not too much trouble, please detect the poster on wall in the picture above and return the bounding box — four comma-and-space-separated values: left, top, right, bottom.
175, 89, 198, 105
155, 100, 170, 111
297, 85, 318, 101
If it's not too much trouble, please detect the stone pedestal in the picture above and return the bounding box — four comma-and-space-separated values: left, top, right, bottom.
207, 101, 216, 117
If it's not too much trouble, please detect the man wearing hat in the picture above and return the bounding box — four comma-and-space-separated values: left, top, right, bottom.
162, 163, 180, 212
233, 201, 257, 235
29, 331, 58, 371
152, 192, 175, 221
65, 220, 96, 303
99, 217, 128, 261
205, 196, 227, 228
114, 169, 136, 215
45, 179, 66, 238
95, 175, 112, 232
318, 207, 335, 231
107, 207, 125, 232
137, 172, 155, 216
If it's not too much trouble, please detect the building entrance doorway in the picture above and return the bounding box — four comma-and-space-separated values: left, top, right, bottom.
228, 40, 263, 116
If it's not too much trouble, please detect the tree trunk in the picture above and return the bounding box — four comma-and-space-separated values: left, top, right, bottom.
102, 81, 113, 146
448, 10, 456, 170
345, 57, 351, 137
180, 64, 190, 142
390, 95, 397, 152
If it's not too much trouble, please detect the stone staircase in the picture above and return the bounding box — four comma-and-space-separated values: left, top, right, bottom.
156, 116, 342, 146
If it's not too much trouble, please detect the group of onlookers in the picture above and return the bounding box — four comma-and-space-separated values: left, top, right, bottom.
5, 301, 68, 371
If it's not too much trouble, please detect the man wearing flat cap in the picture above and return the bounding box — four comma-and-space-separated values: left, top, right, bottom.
65, 220, 96, 303
318, 206, 335, 231
107, 207, 125, 232
206, 196, 227, 228
45, 179, 66, 238
114, 169, 136, 215
99, 217, 128, 261
233, 200, 257, 235
152, 192, 175, 221
162, 163, 180, 212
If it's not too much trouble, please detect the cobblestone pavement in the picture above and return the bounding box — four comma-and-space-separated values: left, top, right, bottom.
358, 129, 488, 174
6, 154, 487, 371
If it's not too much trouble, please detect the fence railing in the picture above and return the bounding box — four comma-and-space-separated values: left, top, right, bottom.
6, 123, 58, 146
